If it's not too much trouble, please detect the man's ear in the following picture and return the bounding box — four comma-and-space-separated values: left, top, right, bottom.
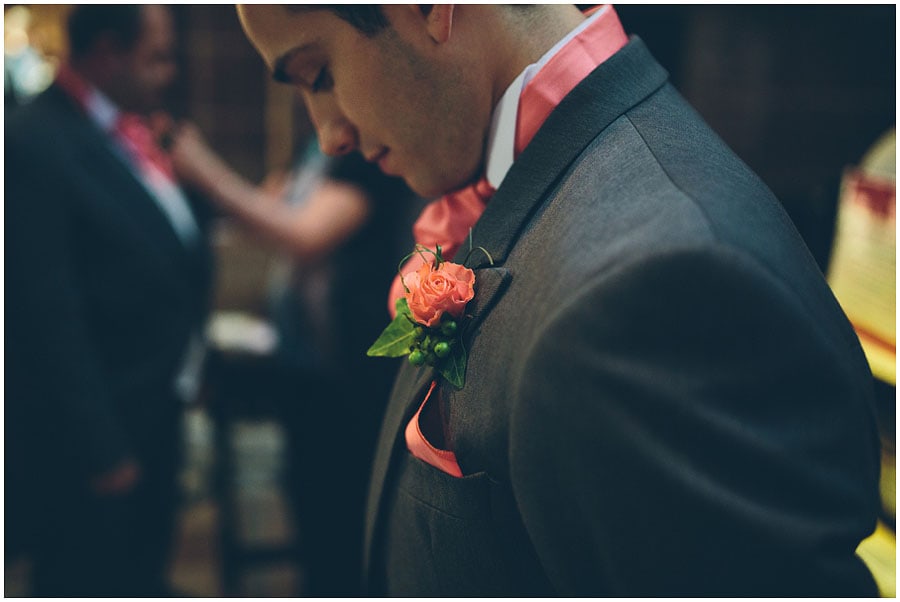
422, 5, 454, 44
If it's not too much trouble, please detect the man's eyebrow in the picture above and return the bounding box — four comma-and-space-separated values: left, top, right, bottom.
272, 43, 315, 84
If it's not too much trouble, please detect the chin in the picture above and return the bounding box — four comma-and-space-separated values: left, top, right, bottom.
407, 170, 475, 200
407, 181, 445, 199
401, 174, 441, 199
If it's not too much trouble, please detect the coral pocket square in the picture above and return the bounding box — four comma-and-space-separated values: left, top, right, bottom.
405, 381, 463, 478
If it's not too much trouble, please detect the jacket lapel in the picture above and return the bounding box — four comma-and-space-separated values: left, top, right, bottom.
461, 266, 512, 341
363, 360, 434, 583
466, 37, 668, 270
363, 36, 669, 586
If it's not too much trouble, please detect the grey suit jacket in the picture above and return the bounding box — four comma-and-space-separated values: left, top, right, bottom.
363, 38, 880, 596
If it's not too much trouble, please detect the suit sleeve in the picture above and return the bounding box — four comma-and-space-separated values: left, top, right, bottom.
6, 129, 132, 478
507, 246, 880, 596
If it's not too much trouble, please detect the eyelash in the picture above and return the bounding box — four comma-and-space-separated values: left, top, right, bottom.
311, 67, 333, 93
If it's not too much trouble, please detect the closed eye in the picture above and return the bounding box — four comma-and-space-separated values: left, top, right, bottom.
311, 67, 333, 93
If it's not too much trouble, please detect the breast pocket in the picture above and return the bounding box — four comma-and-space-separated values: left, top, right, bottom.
382, 452, 517, 596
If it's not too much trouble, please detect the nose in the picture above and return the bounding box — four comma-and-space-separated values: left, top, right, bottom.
318, 118, 357, 156
304, 93, 358, 156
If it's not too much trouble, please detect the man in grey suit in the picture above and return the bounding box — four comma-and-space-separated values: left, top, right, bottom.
236, 5, 880, 596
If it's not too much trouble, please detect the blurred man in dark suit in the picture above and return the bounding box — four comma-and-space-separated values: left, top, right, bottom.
6, 5, 213, 596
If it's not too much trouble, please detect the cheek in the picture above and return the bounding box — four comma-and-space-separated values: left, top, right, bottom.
412, 78, 486, 191
155, 61, 177, 86
352, 45, 485, 195
385, 92, 476, 196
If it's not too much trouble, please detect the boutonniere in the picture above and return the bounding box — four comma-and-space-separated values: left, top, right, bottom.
367, 244, 490, 389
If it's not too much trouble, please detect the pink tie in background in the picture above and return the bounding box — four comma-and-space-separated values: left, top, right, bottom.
115, 113, 176, 181
56, 64, 175, 183
387, 5, 627, 317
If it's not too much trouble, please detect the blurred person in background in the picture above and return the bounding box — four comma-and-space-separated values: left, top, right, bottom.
6, 5, 213, 596
171, 124, 418, 595
4, 63, 19, 110
236, 5, 882, 596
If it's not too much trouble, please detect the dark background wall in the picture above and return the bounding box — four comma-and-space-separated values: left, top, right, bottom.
617, 5, 896, 271
172, 5, 269, 183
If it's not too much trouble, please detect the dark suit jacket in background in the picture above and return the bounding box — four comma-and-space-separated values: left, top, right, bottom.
5, 83, 214, 561
363, 38, 881, 596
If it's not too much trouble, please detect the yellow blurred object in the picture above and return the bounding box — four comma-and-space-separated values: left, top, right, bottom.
4, 6, 32, 55
827, 130, 896, 385
829, 129, 896, 598
4, 4, 70, 101
857, 520, 896, 597
882, 449, 896, 524
859, 129, 897, 182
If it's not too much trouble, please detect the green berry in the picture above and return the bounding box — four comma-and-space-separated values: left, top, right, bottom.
433, 341, 451, 358
408, 350, 425, 366
414, 326, 425, 340
441, 320, 458, 337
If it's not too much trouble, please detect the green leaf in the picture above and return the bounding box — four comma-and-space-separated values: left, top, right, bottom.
367, 312, 416, 358
395, 296, 411, 318
437, 342, 467, 389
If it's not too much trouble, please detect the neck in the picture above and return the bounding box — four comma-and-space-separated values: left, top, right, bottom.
487, 5, 587, 109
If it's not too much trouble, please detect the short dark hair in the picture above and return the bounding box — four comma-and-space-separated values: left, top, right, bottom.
287, 5, 390, 36
67, 5, 144, 59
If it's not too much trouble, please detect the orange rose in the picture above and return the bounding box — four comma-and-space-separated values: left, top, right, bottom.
404, 261, 475, 328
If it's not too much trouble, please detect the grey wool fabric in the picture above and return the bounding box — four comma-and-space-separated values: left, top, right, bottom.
363, 38, 880, 596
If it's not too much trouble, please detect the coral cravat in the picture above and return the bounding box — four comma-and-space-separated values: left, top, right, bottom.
388, 5, 627, 317
387, 177, 495, 314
